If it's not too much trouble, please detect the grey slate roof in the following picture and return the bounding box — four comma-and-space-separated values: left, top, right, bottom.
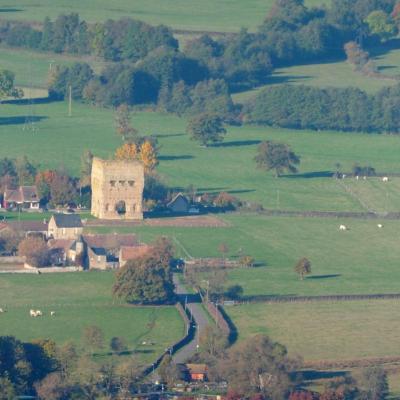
52, 214, 83, 228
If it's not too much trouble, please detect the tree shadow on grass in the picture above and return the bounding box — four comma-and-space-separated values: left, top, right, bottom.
307, 274, 341, 280
281, 171, 334, 179
153, 133, 185, 138
302, 369, 348, 381
211, 140, 261, 148
0, 116, 47, 126
159, 155, 194, 161
3, 97, 54, 105
0, 8, 22, 12
227, 189, 256, 195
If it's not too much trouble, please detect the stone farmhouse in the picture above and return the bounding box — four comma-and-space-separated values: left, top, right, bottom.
46, 214, 150, 269
48, 214, 83, 239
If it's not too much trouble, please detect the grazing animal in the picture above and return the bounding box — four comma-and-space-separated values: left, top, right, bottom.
30, 309, 37, 317
382, 177, 389, 182
50, 311, 56, 316
356, 176, 359, 180
339, 225, 348, 231
36, 310, 42, 316
377, 224, 383, 229
0, 308, 4, 313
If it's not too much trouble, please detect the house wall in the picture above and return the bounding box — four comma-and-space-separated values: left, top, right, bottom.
48, 218, 83, 239
91, 157, 144, 220
170, 197, 189, 213
87, 248, 108, 270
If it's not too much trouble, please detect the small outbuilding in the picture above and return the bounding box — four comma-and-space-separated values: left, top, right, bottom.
186, 363, 207, 382
167, 193, 190, 213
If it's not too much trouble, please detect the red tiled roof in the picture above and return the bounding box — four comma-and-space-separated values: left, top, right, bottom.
8, 220, 48, 232
186, 364, 207, 375
83, 234, 138, 250
48, 239, 75, 252
120, 245, 152, 261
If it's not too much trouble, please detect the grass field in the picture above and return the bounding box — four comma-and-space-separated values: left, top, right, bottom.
3, 100, 400, 212
0, 0, 328, 32
0, 47, 107, 89
232, 59, 398, 103
0, 272, 184, 363
88, 213, 400, 297
227, 300, 400, 362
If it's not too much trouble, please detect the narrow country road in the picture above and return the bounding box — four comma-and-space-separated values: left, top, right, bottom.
173, 274, 210, 364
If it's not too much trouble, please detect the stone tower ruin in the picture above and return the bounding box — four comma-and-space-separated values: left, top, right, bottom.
91, 157, 144, 220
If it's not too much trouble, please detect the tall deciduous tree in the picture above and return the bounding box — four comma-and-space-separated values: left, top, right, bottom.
294, 257, 312, 280
140, 140, 158, 171
219, 334, 300, 399
115, 143, 138, 161
365, 10, 397, 41
18, 237, 50, 267
80, 150, 93, 188
113, 240, 175, 304
82, 326, 104, 353
0, 70, 23, 100
187, 113, 226, 146
114, 104, 139, 142
254, 141, 300, 177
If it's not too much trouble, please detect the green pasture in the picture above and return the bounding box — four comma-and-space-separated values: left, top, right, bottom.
88, 213, 400, 297
232, 59, 397, 103
0, 47, 107, 89
3, 101, 400, 212
0, 0, 328, 32
227, 300, 400, 362
0, 272, 185, 363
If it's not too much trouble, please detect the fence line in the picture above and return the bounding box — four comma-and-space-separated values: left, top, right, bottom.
236, 293, 400, 304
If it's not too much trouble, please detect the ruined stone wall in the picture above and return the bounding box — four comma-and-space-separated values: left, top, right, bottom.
91, 157, 144, 220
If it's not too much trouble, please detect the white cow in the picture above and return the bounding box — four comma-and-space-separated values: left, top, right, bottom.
30, 309, 37, 317
377, 224, 383, 229
339, 224, 348, 231
50, 311, 56, 316
356, 176, 359, 180
0, 308, 4, 313
36, 310, 42, 316
382, 177, 389, 182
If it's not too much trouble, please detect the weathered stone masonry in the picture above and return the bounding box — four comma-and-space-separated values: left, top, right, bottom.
91, 157, 144, 220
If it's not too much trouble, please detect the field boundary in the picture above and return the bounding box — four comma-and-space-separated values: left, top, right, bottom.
236, 293, 400, 304
304, 356, 400, 370
247, 209, 400, 219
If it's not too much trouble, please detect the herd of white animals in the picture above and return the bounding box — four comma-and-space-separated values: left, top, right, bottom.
0, 308, 55, 317
338, 176, 390, 231
339, 223, 383, 231
352, 176, 389, 181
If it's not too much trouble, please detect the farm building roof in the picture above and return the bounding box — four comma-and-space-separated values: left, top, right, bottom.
52, 213, 83, 228
4, 186, 39, 203
120, 245, 152, 261
167, 192, 189, 208
186, 364, 207, 375
48, 239, 75, 252
83, 234, 138, 249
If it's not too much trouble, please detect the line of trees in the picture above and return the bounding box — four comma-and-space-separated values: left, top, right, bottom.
0, 14, 177, 62
245, 84, 400, 133
5, 1, 400, 105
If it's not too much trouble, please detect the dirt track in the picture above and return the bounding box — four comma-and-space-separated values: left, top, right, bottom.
85, 214, 230, 228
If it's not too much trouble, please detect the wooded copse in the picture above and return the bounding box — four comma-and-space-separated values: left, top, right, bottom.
245, 84, 400, 134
